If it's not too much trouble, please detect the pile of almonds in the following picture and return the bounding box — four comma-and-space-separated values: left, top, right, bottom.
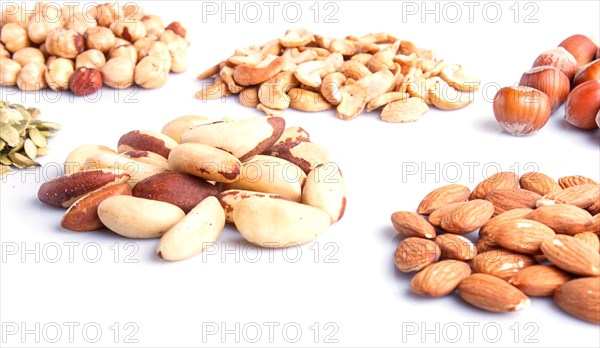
391, 172, 599, 323
37, 115, 346, 261
493, 34, 600, 135
0, 2, 189, 95
1, 101, 60, 175
197, 29, 479, 122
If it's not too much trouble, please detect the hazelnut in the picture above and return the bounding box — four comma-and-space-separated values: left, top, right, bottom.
160, 30, 188, 54
565, 80, 600, 130
110, 20, 147, 42
0, 57, 21, 86
92, 3, 123, 28
141, 15, 164, 33
84, 26, 115, 53
100, 57, 135, 89
45, 28, 85, 59
493, 86, 552, 136
0, 43, 10, 58
17, 62, 48, 91
145, 28, 164, 41
69, 67, 103, 96
134, 56, 169, 89
109, 44, 137, 63
27, 19, 62, 45
519, 66, 570, 111
147, 41, 171, 70
66, 13, 98, 36
12, 47, 45, 67
45, 57, 75, 91
532, 47, 578, 81
1, 23, 30, 53
169, 50, 188, 73
559, 34, 599, 67
165, 22, 190, 44
572, 59, 600, 88
133, 37, 154, 61
75, 49, 106, 70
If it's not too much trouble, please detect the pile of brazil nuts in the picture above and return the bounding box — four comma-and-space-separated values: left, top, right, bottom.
390, 172, 600, 323
196, 29, 480, 122
37, 115, 346, 261
1, 101, 60, 175
0, 2, 190, 95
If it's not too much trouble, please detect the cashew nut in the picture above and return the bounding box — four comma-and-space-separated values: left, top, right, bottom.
380, 97, 429, 123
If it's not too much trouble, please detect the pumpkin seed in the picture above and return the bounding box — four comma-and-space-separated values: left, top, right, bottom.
0, 124, 20, 147
36, 146, 50, 156
39, 130, 55, 137
8, 152, 39, 168
28, 128, 47, 147
0, 155, 11, 165
24, 139, 37, 160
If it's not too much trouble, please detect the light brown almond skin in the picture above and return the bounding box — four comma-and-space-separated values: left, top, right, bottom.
417, 184, 470, 215
458, 273, 530, 312
540, 235, 600, 276
588, 199, 600, 216
558, 175, 598, 189
527, 204, 593, 235
391, 211, 436, 239
485, 218, 555, 254
38, 169, 130, 208
485, 188, 541, 216
476, 233, 501, 253
470, 172, 519, 200
428, 202, 467, 227
132, 172, 220, 214
479, 208, 534, 237
508, 265, 572, 297
542, 184, 599, 209
61, 183, 132, 231
394, 237, 441, 272
440, 199, 495, 235
574, 232, 600, 252
410, 260, 472, 297
519, 172, 562, 195
435, 234, 477, 261
472, 250, 536, 281
555, 277, 600, 324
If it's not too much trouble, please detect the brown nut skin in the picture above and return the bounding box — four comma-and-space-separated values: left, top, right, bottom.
493, 86, 552, 136
61, 183, 132, 231
519, 66, 570, 112
118, 130, 178, 159
132, 172, 220, 214
565, 80, 600, 130
559, 34, 599, 67
69, 67, 103, 96
45, 28, 85, 59
555, 277, 600, 324
532, 47, 578, 81
38, 169, 130, 208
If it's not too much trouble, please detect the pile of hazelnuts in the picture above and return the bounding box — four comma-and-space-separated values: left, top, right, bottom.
493, 34, 600, 135
0, 2, 189, 96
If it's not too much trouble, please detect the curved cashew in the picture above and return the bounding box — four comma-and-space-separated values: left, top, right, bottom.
426, 76, 472, 110
355, 69, 396, 102
380, 97, 429, 123
321, 72, 347, 106
367, 48, 396, 73
422, 60, 447, 78
283, 48, 318, 65
336, 84, 367, 120
399, 40, 417, 55
338, 60, 372, 80
366, 92, 409, 112
314, 35, 332, 49
219, 66, 244, 93
288, 88, 334, 112
294, 53, 341, 88
197, 62, 221, 79
258, 71, 299, 109
280, 29, 314, 48
233, 56, 285, 86
298, 46, 330, 57
359, 32, 397, 44
239, 87, 259, 108
394, 53, 418, 75
330, 39, 379, 56
440, 64, 481, 91
351, 53, 373, 65
406, 68, 430, 103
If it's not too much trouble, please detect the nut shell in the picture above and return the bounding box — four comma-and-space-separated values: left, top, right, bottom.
532, 47, 578, 81
559, 34, 599, 67
493, 86, 552, 136
565, 80, 600, 129
519, 66, 570, 111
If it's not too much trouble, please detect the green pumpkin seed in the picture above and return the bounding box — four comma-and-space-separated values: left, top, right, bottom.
0, 139, 6, 153
8, 152, 39, 168
0, 124, 20, 147
39, 130, 55, 137
0, 155, 11, 166
8, 138, 24, 153
28, 128, 47, 147
36, 146, 50, 156
24, 138, 37, 159
0, 106, 24, 125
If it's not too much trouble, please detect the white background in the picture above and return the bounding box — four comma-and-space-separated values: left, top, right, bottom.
1, 0, 599, 347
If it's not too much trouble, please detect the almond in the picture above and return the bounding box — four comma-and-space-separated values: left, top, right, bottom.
440, 199, 494, 235
417, 184, 470, 215
541, 183, 599, 209
485, 188, 541, 216
391, 211, 436, 239
526, 204, 593, 235
519, 172, 562, 195
484, 218, 555, 254
458, 273, 530, 312
555, 277, 600, 324
508, 265, 572, 297
394, 237, 441, 272
479, 208, 534, 237
558, 175, 598, 189
588, 199, 600, 216
410, 260, 471, 297
540, 235, 600, 276
574, 232, 600, 252
476, 233, 501, 253
472, 249, 536, 280
427, 201, 466, 227
435, 234, 477, 261
470, 172, 519, 200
